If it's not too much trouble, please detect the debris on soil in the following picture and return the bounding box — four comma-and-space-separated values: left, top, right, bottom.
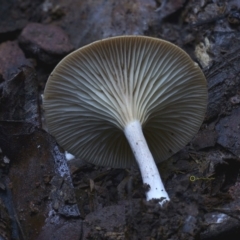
216, 107, 240, 156
0, 122, 82, 240
0, 193, 12, 239
0, 41, 32, 81
19, 22, 74, 64
0, 67, 40, 126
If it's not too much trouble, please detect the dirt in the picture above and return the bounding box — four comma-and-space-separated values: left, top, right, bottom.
0, 0, 240, 239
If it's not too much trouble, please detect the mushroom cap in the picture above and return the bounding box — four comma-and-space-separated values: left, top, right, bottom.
43, 36, 207, 168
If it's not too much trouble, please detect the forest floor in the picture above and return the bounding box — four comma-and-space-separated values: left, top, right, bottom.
0, 0, 240, 239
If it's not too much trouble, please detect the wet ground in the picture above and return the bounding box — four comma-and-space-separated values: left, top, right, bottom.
1, 0, 240, 239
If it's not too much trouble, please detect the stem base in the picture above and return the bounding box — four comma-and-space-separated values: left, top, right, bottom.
124, 120, 170, 205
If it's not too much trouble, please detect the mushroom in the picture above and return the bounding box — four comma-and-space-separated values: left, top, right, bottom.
43, 36, 207, 205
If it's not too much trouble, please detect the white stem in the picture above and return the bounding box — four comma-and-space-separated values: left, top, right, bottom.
124, 120, 170, 205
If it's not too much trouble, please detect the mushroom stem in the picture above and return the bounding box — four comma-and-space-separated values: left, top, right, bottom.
124, 120, 170, 205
